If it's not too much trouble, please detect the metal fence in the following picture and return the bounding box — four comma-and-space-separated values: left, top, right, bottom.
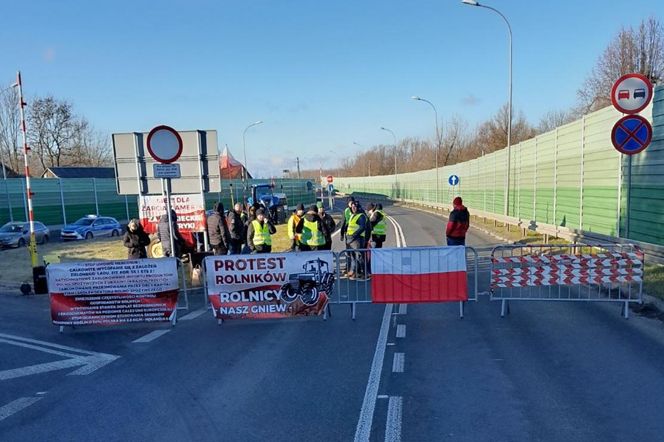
490, 243, 643, 318
336, 85, 664, 247
0, 177, 317, 227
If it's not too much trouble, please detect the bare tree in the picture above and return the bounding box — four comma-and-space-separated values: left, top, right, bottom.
28, 96, 79, 173
69, 118, 113, 167
471, 104, 536, 156
0, 87, 21, 174
578, 16, 664, 113
537, 109, 576, 134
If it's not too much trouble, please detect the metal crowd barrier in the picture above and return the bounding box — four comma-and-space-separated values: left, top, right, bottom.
176, 257, 190, 312
328, 246, 479, 319
490, 243, 644, 318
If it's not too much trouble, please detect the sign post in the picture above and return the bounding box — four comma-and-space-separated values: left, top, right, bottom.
326, 175, 334, 210
609, 73, 654, 237
448, 174, 459, 200
147, 125, 183, 257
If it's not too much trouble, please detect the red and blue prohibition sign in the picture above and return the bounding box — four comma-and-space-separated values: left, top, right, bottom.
611, 115, 652, 155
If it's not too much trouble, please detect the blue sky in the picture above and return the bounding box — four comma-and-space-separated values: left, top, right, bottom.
2, 0, 662, 177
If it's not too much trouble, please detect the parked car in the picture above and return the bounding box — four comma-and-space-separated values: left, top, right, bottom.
60, 215, 122, 241
0, 221, 50, 248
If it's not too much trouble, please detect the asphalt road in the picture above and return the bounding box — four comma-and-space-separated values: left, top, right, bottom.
1, 200, 664, 441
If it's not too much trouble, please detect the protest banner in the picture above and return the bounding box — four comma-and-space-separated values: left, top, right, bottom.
47, 258, 179, 327
205, 252, 334, 320
139, 194, 206, 234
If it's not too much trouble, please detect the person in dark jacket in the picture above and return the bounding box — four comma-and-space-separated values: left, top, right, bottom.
207, 202, 230, 255
247, 208, 276, 254
157, 210, 184, 257
295, 204, 329, 251
226, 202, 246, 254
446, 197, 470, 246
318, 201, 336, 250
340, 200, 368, 279
122, 218, 151, 259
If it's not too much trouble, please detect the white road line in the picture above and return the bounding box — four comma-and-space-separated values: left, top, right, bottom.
0, 333, 100, 356
377, 395, 389, 399
0, 358, 85, 381
398, 304, 407, 315
0, 338, 82, 359
392, 353, 405, 373
354, 214, 407, 442
385, 396, 403, 442
0, 396, 43, 422
179, 308, 207, 321
395, 324, 406, 338
354, 303, 394, 442
132, 329, 170, 343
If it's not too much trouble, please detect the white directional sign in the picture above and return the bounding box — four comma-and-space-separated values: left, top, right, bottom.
448, 175, 459, 186
611, 73, 653, 114
153, 163, 181, 178
146, 125, 183, 164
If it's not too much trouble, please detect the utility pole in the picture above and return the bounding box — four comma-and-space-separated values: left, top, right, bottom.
296, 157, 301, 179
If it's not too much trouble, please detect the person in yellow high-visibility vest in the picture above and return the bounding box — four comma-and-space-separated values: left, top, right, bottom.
368, 202, 387, 248
287, 203, 305, 251
295, 204, 329, 251
340, 200, 368, 279
247, 208, 276, 254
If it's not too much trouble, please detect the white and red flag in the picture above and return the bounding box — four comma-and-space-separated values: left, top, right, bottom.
371, 246, 468, 303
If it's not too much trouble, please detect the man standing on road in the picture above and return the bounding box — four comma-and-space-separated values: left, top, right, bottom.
369, 202, 387, 248
343, 196, 355, 224
287, 203, 305, 251
318, 201, 336, 250
227, 202, 246, 254
247, 208, 276, 254
341, 200, 368, 279
207, 202, 231, 255
158, 210, 184, 258
296, 204, 328, 251
446, 196, 470, 246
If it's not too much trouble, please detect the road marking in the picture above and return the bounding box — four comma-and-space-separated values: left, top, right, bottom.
392, 353, 405, 373
395, 324, 406, 338
377, 395, 389, 399
354, 214, 406, 442
385, 396, 403, 442
398, 304, 407, 315
132, 329, 170, 343
0, 358, 86, 381
354, 304, 394, 442
387, 342, 396, 346
179, 308, 207, 321
0, 396, 43, 422
0, 334, 119, 380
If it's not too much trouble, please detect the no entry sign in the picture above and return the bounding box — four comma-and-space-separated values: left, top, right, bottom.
147, 125, 183, 164
611, 115, 652, 155
611, 73, 653, 114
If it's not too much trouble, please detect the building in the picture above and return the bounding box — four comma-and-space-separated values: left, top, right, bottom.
42, 167, 116, 179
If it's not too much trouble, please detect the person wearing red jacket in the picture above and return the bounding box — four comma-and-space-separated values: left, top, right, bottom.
446, 197, 469, 246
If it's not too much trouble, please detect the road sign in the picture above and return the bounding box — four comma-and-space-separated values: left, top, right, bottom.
153, 163, 181, 178
328, 183, 334, 192
448, 175, 459, 186
611, 115, 652, 155
146, 125, 183, 164
326, 175, 333, 184
611, 73, 653, 114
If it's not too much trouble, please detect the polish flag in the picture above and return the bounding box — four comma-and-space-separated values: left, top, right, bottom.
371, 246, 468, 303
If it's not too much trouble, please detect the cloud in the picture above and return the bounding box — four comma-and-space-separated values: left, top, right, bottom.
461, 94, 480, 106
43, 48, 56, 63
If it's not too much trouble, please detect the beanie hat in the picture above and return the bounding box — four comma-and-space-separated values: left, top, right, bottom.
256, 208, 265, 216
296, 203, 305, 211
453, 197, 463, 206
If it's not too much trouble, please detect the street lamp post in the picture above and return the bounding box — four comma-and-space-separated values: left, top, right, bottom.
412, 96, 440, 202
380, 127, 398, 193
462, 0, 512, 216
242, 120, 263, 184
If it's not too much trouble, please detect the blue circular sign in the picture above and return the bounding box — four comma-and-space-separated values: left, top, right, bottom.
448, 175, 459, 186
611, 115, 652, 155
